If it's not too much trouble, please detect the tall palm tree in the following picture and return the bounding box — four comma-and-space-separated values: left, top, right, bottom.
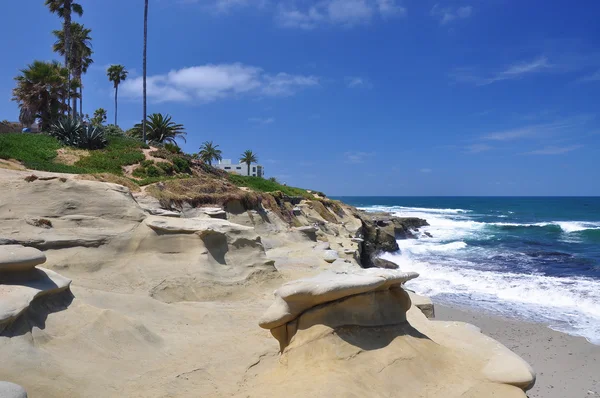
106, 65, 128, 126
45, 0, 83, 117
198, 141, 222, 166
143, 0, 149, 144
53, 22, 93, 119
12, 61, 74, 131
129, 113, 186, 145
240, 150, 258, 176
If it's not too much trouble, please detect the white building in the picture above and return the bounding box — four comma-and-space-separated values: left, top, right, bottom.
215, 159, 264, 177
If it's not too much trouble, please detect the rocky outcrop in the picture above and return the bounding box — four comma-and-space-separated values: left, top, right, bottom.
0, 382, 27, 398
354, 211, 428, 268
249, 270, 535, 398
0, 245, 71, 330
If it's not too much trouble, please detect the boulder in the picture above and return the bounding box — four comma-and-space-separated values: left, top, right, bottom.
0, 382, 27, 398
407, 290, 435, 318
0, 267, 71, 327
0, 245, 46, 272
371, 257, 399, 269
323, 250, 339, 263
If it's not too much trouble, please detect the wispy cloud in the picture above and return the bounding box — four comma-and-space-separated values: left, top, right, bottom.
248, 117, 275, 125
577, 69, 600, 83
344, 151, 375, 163
121, 63, 319, 103
464, 143, 492, 153
451, 57, 552, 86
525, 145, 583, 155
482, 117, 593, 141
345, 76, 373, 88
430, 4, 472, 25
277, 0, 405, 29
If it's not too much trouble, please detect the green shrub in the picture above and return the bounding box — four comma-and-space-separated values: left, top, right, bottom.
156, 161, 175, 175
132, 166, 147, 178
141, 159, 155, 168
74, 136, 145, 174
104, 124, 125, 137
164, 143, 182, 154
228, 174, 311, 197
145, 165, 162, 177
172, 156, 191, 173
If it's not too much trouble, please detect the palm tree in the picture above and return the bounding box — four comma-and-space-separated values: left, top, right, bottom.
198, 141, 222, 166
143, 0, 149, 144
45, 0, 83, 117
240, 150, 258, 176
106, 65, 128, 126
12, 61, 74, 131
129, 113, 186, 144
53, 22, 93, 119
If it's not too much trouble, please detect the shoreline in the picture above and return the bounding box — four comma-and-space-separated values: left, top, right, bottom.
434, 302, 600, 398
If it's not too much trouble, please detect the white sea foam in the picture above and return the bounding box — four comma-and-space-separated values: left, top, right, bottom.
362, 204, 600, 344
382, 247, 600, 344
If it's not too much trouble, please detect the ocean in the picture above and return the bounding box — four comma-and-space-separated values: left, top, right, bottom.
335, 197, 600, 345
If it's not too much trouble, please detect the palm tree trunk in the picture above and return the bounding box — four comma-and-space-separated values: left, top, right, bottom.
142, 0, 148, 144
247, 163, 250, 176
64, 0, 74, 118
114, 85, 118, 126
80, 85, 83, 120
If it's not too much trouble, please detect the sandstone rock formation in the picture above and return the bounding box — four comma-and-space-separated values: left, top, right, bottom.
250, 270, 535, 398
0, 169, 535, 398
0, 244, 71, 331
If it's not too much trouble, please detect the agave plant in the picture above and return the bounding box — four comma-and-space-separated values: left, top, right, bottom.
49, 117, 107, 149
49, 117, 84, 146
78, 125, 107, 149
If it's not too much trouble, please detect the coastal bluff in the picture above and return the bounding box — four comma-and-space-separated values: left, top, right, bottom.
0, 168, 534, 397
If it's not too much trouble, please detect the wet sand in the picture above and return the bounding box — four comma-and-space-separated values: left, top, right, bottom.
436, 304, 600, 398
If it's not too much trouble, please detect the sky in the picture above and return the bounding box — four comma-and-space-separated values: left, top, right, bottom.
1, 0, 599, 196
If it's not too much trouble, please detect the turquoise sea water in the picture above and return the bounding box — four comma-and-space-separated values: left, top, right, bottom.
335, 197, 600, 344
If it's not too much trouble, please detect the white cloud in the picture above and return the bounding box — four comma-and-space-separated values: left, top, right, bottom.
346, 76, 372, 88
120, 63, 319, 103
420, 168, 432, 173
249, 117, 275, 124
525, 145, 583, 155
277, 0, 405, 29
344, 151, 375, 163
451, 57, 552, 86
430, 4, 472, 25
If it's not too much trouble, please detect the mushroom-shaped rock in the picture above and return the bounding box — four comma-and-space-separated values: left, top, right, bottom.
0, 382, 27, 398
0, 245, 46, 272
323, 250, 339, 263
259, 269, 419, 331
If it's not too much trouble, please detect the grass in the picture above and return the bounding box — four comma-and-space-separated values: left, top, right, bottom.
0, 133, 87, 173
0, 133, 146, 175
228, 174, 312, 197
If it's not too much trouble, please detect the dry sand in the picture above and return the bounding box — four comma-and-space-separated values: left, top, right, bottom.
436, 304, 600, 398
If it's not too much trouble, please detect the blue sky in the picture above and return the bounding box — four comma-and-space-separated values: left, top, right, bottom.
1, 0, 599, 196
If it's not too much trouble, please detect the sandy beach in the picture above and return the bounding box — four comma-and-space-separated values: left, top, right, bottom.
436, 304, 600, 398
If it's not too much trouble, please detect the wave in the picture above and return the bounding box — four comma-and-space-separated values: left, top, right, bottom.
382, 251, 600, 344
360, 205, 470, 215
491, 221, 600, 234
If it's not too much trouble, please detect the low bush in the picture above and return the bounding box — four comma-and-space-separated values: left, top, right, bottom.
164, 143, 182, 154
157, 161, 175, 175
141, 159, 155, 168
145, 165, 162, 177
172, 156, 190, 173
